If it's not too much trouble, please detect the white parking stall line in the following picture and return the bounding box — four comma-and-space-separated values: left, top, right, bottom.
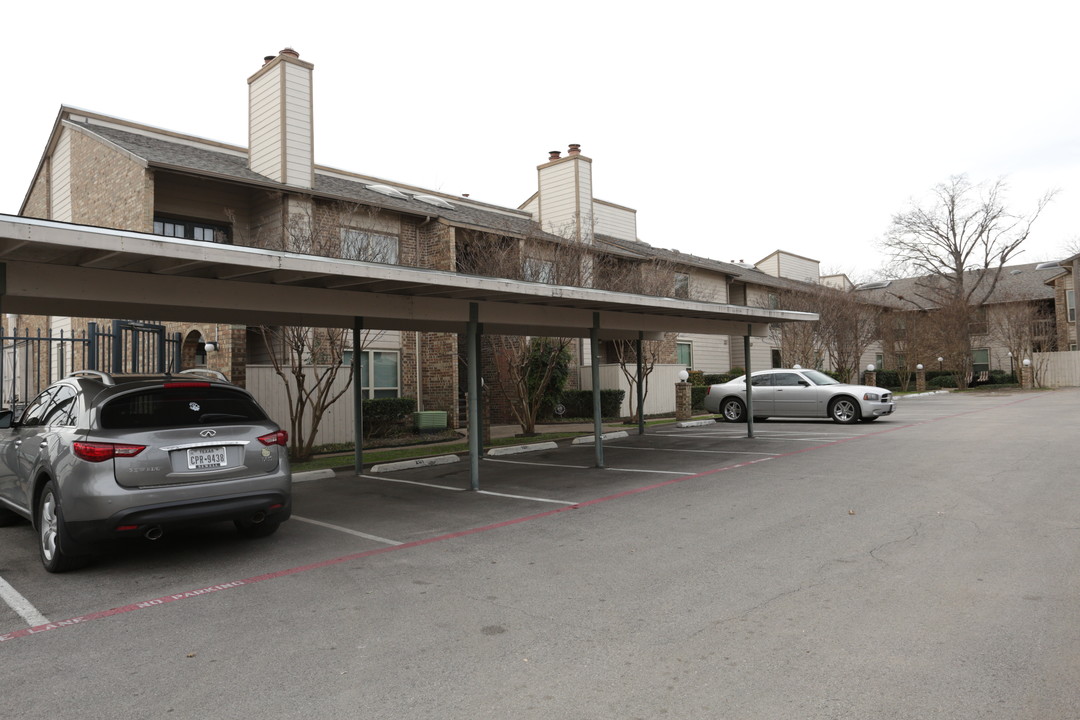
484, 458, 591, 470
662, 431, 859, 442
359, 466, 580, 506
607, 467, 692, 475
606, 445, 780, 456
0, 576, 49, 627
476, 491, 579, 505
358, 474, 465, 492
291, 516, 403, 546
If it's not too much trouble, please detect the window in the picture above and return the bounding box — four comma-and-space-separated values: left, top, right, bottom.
1068, 289, 1075, 323
673, 273, 690, 299
154, 216, 231, 244
341, 228, 399, 264
676, 342, 692, 368
971, 348, 990, 374
771, 372, 804, 387
969, 307, 988, 336
523, 257, 555, 284
44, 386, 78, 427
771, 349, 782, 368
100, 387, 267, 429
352, 350, 400, 399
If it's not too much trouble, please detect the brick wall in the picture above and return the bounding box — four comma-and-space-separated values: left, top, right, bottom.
70, 130, 153, 231
22, 165, 50, 218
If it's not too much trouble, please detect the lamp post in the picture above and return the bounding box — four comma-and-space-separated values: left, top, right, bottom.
937, 356, 944, 372
675, 369, 691, 421
1021, 357, 1032, 389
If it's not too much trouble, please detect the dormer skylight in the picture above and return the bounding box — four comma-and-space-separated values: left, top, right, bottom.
413, 194, 455, 210
366, 184, 409, 200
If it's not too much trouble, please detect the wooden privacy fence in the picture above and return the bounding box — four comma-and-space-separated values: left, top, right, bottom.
246, 365, 357, 445
1033, 351, 1080, 387
579, 363, 683, 418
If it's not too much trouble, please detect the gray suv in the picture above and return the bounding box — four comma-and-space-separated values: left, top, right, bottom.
0, 370, 291, 572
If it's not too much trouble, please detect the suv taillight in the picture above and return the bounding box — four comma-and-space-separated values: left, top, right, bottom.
73, 442, 146, 462
257, 430, 288, 447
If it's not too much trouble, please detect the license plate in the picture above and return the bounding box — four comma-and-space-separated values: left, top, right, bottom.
187, 446, 227, 470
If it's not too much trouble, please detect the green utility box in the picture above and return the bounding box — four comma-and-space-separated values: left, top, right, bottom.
412, 411, 448, 432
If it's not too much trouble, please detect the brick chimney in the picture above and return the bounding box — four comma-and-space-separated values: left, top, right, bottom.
247, 48, 314, 189
536, 144, 594, 242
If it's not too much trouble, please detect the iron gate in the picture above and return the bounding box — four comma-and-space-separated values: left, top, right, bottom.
1, 321, 182, 409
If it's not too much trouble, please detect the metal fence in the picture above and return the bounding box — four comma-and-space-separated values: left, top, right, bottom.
2, 321, 182, 409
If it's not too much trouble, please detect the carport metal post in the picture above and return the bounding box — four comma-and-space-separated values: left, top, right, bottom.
744, 329, 755, 439
467, 303, 481, 490
591, 312, 604, 468
354, 317, 365, 475
636, 331, 645, 435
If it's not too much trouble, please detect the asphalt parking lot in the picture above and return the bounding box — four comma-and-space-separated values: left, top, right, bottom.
3, 389, 1079, 719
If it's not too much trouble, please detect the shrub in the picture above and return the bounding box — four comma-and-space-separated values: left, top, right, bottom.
687, 370, 705, 386
728, 367, 745, 377
871, 370, 900, 388
928, 375, 958, 389
362, 397, 417, 438
527, 338, 571, 420
691, 385, 709, 410
703, 373, 734, 385
558, 389, 626, 418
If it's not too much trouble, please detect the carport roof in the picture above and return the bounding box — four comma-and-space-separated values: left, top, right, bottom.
0, 215, 816, 338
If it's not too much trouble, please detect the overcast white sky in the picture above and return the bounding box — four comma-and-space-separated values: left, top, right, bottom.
4, 1, 1079, 278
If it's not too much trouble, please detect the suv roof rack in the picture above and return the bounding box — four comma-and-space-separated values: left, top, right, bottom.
177, 368, 230, 382
66, 370, 116, 385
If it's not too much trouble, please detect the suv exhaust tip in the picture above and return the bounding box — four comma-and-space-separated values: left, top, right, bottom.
249, 511, 267, 525
144, 526, 164, 541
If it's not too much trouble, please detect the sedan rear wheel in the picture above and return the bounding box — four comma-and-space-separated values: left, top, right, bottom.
720, 398, 747, 423
828, 397, 860, 424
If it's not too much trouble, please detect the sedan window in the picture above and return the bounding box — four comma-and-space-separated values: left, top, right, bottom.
771, 373, 806, 387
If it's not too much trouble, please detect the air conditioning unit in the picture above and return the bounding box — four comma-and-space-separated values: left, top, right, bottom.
413, 411, 448, 432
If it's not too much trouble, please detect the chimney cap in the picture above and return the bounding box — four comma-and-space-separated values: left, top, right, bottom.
548, 150, 562, 161
568, 144, 581, 154
280, 47, 300, 58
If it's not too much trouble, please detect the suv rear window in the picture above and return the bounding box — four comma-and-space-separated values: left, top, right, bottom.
100, 386, 269, 429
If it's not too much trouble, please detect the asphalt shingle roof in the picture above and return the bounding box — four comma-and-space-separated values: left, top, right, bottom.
853, 262, 1065, 309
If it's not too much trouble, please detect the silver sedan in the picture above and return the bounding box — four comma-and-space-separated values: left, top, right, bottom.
704, 368, 896, 424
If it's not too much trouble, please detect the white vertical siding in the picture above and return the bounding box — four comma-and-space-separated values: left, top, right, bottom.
538, 161, 578, 236
249, 69, 283, 181
282, 62, 313, 188
51, 130, 72, 222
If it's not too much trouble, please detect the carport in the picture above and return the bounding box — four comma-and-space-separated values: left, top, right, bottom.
0, 214, 816, 489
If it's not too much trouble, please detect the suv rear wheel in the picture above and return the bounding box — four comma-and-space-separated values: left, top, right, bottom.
38, 481, 84, 573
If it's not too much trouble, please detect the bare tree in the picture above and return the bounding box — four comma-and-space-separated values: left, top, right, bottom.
241, 200, 394, 461
880, 175, 1055, 387
764, 283, 879, 382
990, 294, 1056, 387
